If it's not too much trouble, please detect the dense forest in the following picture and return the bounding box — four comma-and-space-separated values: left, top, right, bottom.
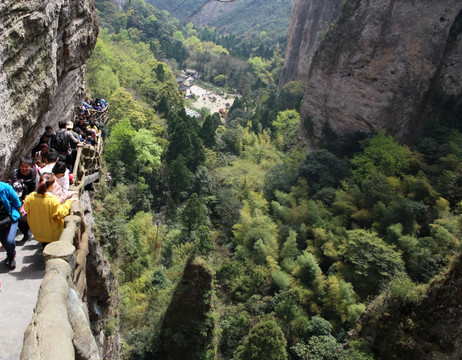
88, 1, 462, 359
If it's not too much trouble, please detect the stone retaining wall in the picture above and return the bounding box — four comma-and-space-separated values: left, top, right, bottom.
21, 193, 101, 360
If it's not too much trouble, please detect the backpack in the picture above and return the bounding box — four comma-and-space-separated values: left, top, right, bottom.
53, 130, 69, 153
0, 198, 12, 231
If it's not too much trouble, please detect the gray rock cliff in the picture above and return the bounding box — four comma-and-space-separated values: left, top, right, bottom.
279, 0, 341, 89
297, 0, 462, 147
0, 0, 98, 179
354, 253, 462, 359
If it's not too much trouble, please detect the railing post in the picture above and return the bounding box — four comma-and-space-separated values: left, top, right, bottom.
72, 145, 84, 185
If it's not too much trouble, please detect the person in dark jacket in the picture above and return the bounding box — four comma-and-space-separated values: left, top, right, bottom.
30, 132, 52, 158
9, 157, 36, 196
52, 120, 81, 171
0, 181, 22, 269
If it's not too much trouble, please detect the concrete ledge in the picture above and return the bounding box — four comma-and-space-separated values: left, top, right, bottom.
70, 200, 82, 217
74, 232, 90, 298
68, 288, 101, 359
21, 259, 75, 360
61, 222, 78, 245
66, 215, 82, 230
43, 241, 76, 265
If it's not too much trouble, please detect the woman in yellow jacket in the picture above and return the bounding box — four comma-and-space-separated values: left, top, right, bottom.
23, 173, 72, 244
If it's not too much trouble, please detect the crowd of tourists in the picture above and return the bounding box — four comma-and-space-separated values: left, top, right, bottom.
0, 99, 105, 270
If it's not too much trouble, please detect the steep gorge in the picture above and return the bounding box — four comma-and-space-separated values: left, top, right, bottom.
283, 0, 462, 147
0, 0, 98, 179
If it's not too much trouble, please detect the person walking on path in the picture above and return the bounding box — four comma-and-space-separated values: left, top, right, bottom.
52, 120, 81, 171
0, 181, 22, 269
23, 173, 72, 246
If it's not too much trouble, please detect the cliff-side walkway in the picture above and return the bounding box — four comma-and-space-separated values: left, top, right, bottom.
0, 234, 44, 360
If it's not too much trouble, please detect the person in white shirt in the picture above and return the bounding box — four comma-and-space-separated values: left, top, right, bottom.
52, 161, 70, 192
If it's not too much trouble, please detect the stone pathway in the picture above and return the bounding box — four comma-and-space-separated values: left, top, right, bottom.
0, 233, 44, 360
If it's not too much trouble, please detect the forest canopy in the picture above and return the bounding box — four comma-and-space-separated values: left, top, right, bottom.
88, 1, 462, 359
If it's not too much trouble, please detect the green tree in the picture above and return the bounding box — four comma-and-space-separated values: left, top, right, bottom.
351, 130, 411, 183
233, 193, 279, 264
248, 56, 266, 74
338, 229, 405, 297
157, 95, 170, 115
280, 229, 300, 261
322, 275, 362, 327
233, 318, 287, 360
133, 129, 162, 176
298, 149, 346, 195
220, 309, 252, 358
169, 154, 193, 198
292, 335, 340, 360
121, 211, 157, 282
109, 87, 147, 130
155, 63, 165, 82
166, 112, 205, 171
181, 193, 209, 235
213, 74, 228, 86
272, 110, 300, 151
92, 65, 120, 99
293, 251, 322, 288
199, 113, 221, 149
105, 118, 136, 178
195, 225, 214, 256
94, 183, 133, 258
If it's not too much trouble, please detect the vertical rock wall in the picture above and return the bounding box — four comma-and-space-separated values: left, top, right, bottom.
279, 0, 341, 89
298, 0, 462, 147
0, 0, 98, 179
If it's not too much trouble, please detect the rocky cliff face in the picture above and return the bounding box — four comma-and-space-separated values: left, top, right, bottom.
279, 0, 341, 89
0, 0, 98, 178
297, 0, 462, 147
354, 254, 462, 360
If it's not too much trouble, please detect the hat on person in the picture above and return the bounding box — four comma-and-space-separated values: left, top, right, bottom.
66, 121, 74, 129
40, 143, 49, 149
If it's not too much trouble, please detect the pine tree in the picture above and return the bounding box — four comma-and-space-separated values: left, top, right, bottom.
199, 113, 221, 149
169, 154, 193, 198
181, 193, 209, 235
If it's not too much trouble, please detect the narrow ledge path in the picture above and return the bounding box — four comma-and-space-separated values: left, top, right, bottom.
0, 233, 44, 360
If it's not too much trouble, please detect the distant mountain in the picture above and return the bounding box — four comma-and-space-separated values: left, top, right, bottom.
147, 0, 292, 36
